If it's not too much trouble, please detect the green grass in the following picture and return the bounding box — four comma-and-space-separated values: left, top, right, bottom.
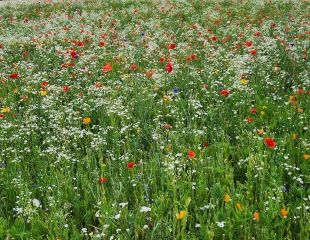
0, 0, 309, 239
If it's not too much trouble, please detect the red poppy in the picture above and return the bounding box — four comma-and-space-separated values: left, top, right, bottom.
254, 31, 261, 37
102, 63, 113, 73
63, 85, 69, 92
98, 177, 108, 184
127, 162, 135, 169
130, 64, 137, 71
159, 57, 165, 63
264, 138, 276, 148
188, 150, 196, 159
191, 53, 197, 60
169, 43, 176, 49
166, 62, 173, 73
245, 41, 252, 48
77, 41, 83, 47
41, 81, 48, 90
165, 123, 172, 129
70, 51, 78, 59
211, 36, 217, 42
220, 89, 230, 97
250, 49, 257, 56
10, 73, 19, 79
99, 41, 105, 47
247, 117, 253, 123
203, 142, 209, 147
249, 107, 257, 114
214, 19, 221, 25
0, 114, 4, 120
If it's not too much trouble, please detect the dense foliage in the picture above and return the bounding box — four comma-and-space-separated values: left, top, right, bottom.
0, 0, 309, 239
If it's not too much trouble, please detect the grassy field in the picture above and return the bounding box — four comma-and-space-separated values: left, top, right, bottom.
0, 0, 309, 239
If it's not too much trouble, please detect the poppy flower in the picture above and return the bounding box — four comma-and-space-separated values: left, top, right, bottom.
203, 142, 209, 148
98, 177, 108, 184
220, 89, 230, 97
63, 85, 69, 92
102, 63, 112, 73
188, 150, 196, 159
77, 41, 83, 47
127, 162, 135, 169
258, 129, 264, 135
236, 202, 242, 210
159, 57, 165, 63
249, 107, 257, 114
70, 51, 78, 59
247, 117, 253, 123
10, 73, 19, 79
211, 36, 217, 42
245, 41, 252, 47
99, 41, 105, 47
264, 137, 276, 148
0, 114, 4, 120
253, 211, 259, 221
165, 123, 172, 129
176, 210, 188, 220
304, 154, 309, 160
83, 117, 91, 124
169, 43, 176, 49
254, 31, 261, 37
214, 19, 221, 25
166, 62, 173, 73
145, 69, 155, 78
130, 64, 137, 71
250, 49, 257, 56
281, 208, 288, 218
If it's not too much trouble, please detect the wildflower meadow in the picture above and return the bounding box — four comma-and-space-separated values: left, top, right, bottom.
0, 0, 309, 239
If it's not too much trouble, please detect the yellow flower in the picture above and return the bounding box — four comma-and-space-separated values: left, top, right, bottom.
304, 154, 309, 160
165, 144, 172, 152
224, 194, 231, 203
83, 117, 91, 124
163, 95, 170, 104
253, 211, 259, 221
1, 107, 10, 113
240, 79, 249, 85
260, 111, 265, 115
292, 133, 296, 140
176, 210, 188, 220
40, 90, 47, 96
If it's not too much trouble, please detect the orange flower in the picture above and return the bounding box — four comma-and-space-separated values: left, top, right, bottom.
253, 211, 259, 221
297, 108, 303, 113
281, 208, 288, 218
304, 154, 309, 160
292, 133, 297, 140
83, 117, 91, 124
188, 150, 196, 159
258, 128, 264, 135
224, 194, 231, 203
102, 63, 112, 73
236, 202, 242, 210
